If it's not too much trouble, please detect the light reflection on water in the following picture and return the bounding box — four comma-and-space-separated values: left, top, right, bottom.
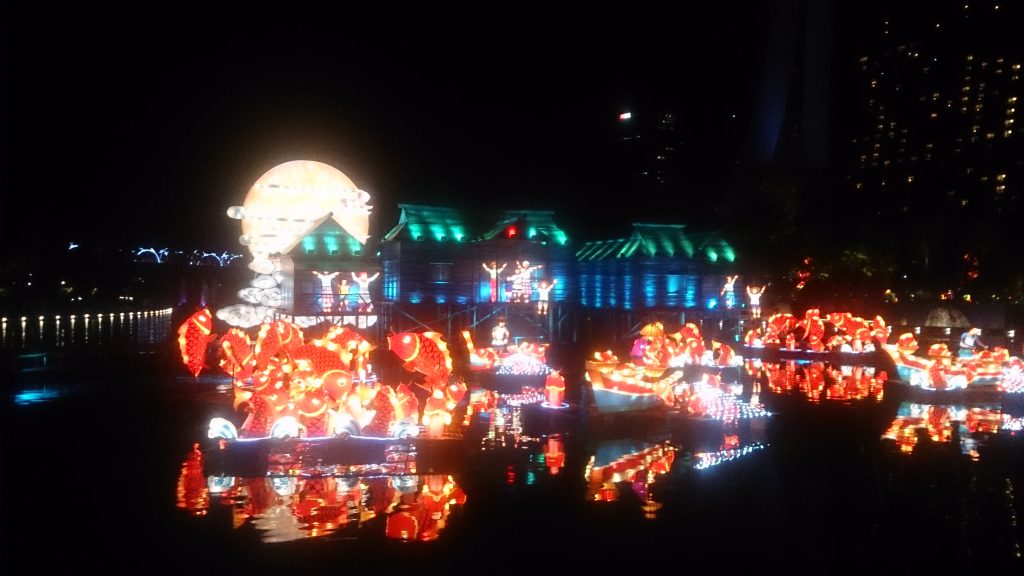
882, 402, 1007, 460
0, 309, 173, 350
747, 359, 888, 403
171, 357, 1024, 562
177, 444, 466, 543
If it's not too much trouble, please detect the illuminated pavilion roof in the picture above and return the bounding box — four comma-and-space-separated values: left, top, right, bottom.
575, 223, 735, 263
382, 204, 568, 245
282, 214, 366, 258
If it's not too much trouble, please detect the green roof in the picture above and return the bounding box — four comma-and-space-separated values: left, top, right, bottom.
576, 223, 735, 263
286, 216, 364, 257
383, 204, 568, 245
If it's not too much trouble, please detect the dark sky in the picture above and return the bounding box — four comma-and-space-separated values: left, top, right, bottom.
3, 8, 775, 252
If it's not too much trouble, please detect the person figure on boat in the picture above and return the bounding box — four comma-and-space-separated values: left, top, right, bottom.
630, 335, 649, 365
958, 327, 986, 358
491, 317, 510, 350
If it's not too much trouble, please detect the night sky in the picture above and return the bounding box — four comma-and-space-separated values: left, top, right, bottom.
0, 7, 779, 252
5, 3, 981, 277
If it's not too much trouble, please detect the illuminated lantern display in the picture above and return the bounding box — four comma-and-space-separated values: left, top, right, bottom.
536, 279, 557, 314
422, 387, 451, 438
221, 160, 372, 328
177, 309, 214, 377
720, 275, 738, 309
746, 284, 765, 318
545, 371, 566, 407
217, 328, 256, 381
350, 271, 380, 311
461, 330, 497, 370
387, 331, 453, 387
312, 271, 340, 313
481, 261, 507, 303
508, 260, 543, 303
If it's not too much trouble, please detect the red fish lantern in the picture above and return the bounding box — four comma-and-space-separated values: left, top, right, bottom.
177, 309, 214, 377
218, 328, 255, 381
388, 332, 453, 386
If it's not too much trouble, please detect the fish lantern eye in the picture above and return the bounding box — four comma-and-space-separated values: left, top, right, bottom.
403, 335, 411, 344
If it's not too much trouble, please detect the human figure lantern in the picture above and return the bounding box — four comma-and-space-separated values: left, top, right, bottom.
491, 318, 510, 349
312, 271, 339, 313
350, 271, 380, 311
536, 279, 557, 314
508, 260, 543, 302
746, 284, 765, 319
336, 279, 350, 311
721, 275, 738, 309
481, 261, 507, 303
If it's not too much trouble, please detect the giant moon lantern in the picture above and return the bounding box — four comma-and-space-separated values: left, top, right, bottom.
228, 160, 371, 262
218, 161, 372, 328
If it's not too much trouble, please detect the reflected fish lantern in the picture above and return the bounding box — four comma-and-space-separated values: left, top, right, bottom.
175, 443, 209, 515
177, 309, 214, 377
545, 371, 566, 406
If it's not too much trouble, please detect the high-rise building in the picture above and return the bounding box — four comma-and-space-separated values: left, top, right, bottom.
845, 2, 1022, 294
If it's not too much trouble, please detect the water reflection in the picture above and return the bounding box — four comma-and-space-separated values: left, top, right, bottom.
0, 308, 172, 350
176, 444, 466, 543
748, 359, 888, 403
584, 440, 675, 518
882, 402, 1005, 459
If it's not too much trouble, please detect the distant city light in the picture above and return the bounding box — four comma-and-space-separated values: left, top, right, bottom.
619, 112, 632, 121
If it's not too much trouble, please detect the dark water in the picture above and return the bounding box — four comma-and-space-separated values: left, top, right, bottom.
4, 354, 1023, 573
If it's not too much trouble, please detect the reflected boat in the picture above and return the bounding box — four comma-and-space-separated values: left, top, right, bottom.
177, 444, 466, 543
750, 360, 889, 404
881, 401, 1005, 459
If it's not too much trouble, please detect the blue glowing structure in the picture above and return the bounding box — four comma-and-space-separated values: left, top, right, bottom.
380, 204, 573, 306
575, 224, 737, 310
